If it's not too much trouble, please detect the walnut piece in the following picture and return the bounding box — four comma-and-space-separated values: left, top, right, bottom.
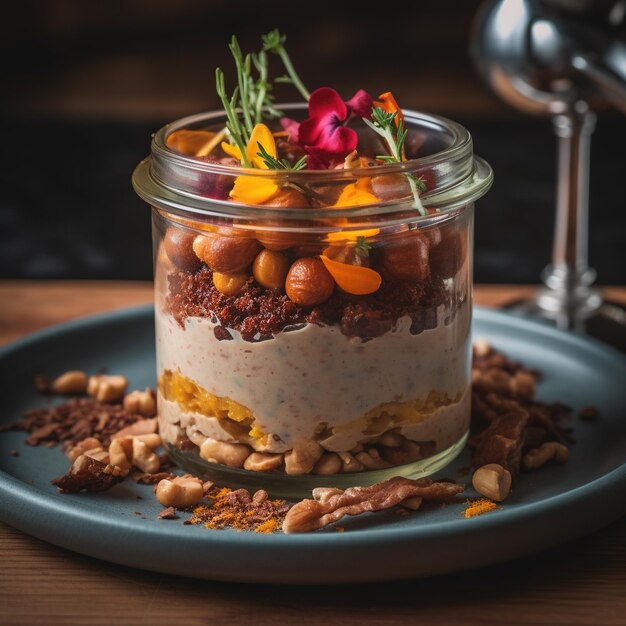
156, 474, 204, 508
522, 442, 569, 470
87, 375, 128, 403
108, 434, 161, 475
282, 477, 464, 533
123, 388, 157, 417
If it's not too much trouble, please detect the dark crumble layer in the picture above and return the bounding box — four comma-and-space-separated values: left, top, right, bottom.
165, 266, 455, 342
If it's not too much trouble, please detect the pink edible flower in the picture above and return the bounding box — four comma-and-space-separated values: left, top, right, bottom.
298, 87, 373, 168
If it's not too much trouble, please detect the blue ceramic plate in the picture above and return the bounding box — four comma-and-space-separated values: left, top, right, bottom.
1, 306, 625, 584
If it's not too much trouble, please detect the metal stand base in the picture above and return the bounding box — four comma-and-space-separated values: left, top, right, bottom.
504, 298, 626, 353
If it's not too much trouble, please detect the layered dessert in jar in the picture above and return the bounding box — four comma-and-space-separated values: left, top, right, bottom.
133, 31, 492, 490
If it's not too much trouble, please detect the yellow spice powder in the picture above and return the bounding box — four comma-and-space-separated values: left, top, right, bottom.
464, 498, 498, 518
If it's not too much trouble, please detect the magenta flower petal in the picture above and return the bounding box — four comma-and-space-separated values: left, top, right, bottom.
297, 86, 370, 168
280, 117, 300, 143
307, 87, 348, 120
345, 89, 374, 118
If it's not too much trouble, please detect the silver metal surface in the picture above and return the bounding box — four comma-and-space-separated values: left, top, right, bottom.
471, 0, 626, 336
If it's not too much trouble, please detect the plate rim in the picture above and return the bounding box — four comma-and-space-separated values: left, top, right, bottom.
1, 304, 625, 577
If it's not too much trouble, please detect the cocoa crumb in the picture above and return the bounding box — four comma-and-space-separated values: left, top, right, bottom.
9, 449, 19, 457
131, 470, 176, 484
470, 342, 572, 476
158, 507, 178, 520
1, 398, 149, 449
52, 456, 124, 494
579, 406, 599, 421
166, 267, 455, 341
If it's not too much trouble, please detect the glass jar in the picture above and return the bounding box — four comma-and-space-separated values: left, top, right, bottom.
132, 105, 493, 497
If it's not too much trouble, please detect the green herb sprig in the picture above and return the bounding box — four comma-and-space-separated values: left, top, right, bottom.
256, 142, 307, 171
355, 236, 372, 258
362, 107, 427, 215
215, 31, 309, 165
262, 29, 310, 100
215, 67, 250, 166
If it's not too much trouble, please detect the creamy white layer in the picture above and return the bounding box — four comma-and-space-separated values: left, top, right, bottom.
156, 300, 470, 453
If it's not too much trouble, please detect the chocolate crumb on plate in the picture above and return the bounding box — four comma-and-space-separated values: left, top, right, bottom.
158, 507, 178, 520
579, 406, 600, 421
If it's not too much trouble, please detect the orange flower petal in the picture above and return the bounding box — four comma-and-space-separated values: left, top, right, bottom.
320, 255, 382, 295
333, 179, 379, 208
221, 142, 243, 161
167, 130, 216, 156
247, 124, 277, 169
230, 175, 279, 204
374, 91, 404, 128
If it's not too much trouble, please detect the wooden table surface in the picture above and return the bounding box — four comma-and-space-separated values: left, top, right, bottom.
1, 280, 625, 626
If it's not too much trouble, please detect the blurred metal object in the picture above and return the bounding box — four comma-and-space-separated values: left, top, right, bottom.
471, 0, 626, 344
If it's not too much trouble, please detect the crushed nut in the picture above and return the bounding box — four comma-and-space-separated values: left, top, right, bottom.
51, 370, 88, 395
283, 477, 464, 533
355, 449, 391, 470
87, 375, 128, 403
243, 451, 283, 472
66, 437, 102, 462
111, 417, 158, 439
313, 452, 342, 475
378, 431, 405, 447
379, 439, 423, 466
284, 439, 323, 475
472, 463, 512, 502
199, 438, 250, 468
123, 388, 157, 417
336, 451, 364, 473
155, 474, 204, 508
522, 442, 569, 470
108, 434, 161, 475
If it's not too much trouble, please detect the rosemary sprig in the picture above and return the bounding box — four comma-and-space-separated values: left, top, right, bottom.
362, 107, 427, 215
229, 36, 254, 136
257, 142, 307, 171
250, 51, 283, 123
262, 29, 310, 100
215, 67, 251, 166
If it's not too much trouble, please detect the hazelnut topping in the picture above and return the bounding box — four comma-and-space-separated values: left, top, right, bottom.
381, 233, 431, 283
193, 233, 261, 274
252, 249, 289, 290
285, 257, 335, 306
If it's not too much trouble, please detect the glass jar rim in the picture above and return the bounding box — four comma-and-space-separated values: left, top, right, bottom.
133, 104, 493, 224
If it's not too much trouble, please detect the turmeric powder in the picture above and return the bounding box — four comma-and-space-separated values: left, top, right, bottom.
464, 497, 498, 518
187, 486, 290, 533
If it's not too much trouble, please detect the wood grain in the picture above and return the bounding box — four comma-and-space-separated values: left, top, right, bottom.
1, 281, 625, 626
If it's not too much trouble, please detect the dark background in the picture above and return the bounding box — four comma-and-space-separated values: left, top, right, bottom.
2, 0, 624, 283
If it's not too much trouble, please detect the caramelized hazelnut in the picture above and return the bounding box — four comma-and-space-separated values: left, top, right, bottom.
381, 232, 430, 282
193, 233, 261, 273
429, 231, 466, 279
370, 174, 411, 201
257, 190, 311, 251
285, 257, 335, 306
263, 189, 310, 209
252, 249, 289, 289
213, 272, 248, 296
163, 228, 201, 272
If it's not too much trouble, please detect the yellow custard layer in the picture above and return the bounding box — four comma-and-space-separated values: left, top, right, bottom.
159, 369, 461, 450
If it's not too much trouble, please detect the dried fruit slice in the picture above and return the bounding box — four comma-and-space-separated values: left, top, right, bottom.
320, 255, 382, 295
